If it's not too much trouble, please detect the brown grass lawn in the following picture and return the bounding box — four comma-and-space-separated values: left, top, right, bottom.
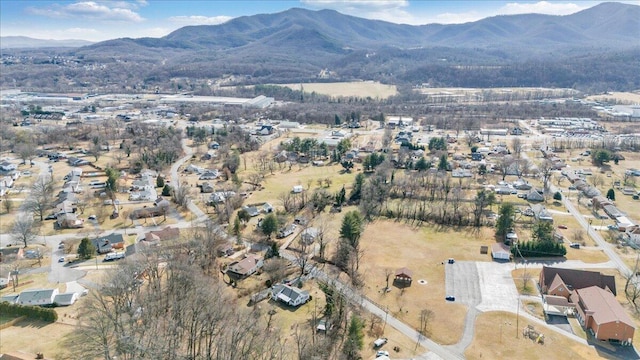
274, 81, 398, 100
358, 220, 498, 345
512, 268, 541, 296
465, 312, 600, 360
0, 319, 77, 358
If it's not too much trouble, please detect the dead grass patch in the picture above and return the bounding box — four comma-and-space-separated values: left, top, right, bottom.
465, 311, 600, 360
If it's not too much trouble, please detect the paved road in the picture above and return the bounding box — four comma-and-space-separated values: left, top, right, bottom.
555, 183, 633, 278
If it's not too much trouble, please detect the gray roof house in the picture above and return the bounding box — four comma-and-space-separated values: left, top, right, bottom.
526, 189, 544, 202
300, 228, 320, 245
93, 233, 125, 254
271, 284, 310, 307
54, 292, 79, 306
17, 288, 59, 306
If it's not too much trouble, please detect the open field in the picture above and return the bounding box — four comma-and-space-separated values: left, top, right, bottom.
273, 81, 398, 99
586, 91, 640, 105
0, 319, 77, 358
358, 220, 499, 345
465, 311, 600, 359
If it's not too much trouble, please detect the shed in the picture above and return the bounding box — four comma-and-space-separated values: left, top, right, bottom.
491, 243, 511, 261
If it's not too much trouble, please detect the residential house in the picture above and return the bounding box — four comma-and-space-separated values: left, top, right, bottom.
0, 247, 24, 262
56, 213, 84, 229
55, 200, 76, 215
143, 227, 180, 243
300, 227, 320, 245
227, 255, 264, 278
185, 164, 205, 174
0, 269, 11, 289
199, 170, 219, 180
513, 179, 532, 190
575, 286, 635, 343
603, 205, 624, 219
271, 284, 310, 307
53, 292, 79, 306
129, 205, 167, 220
526, 189, 544, 202
0, 161, 17, 172
262, 202, 274, 213
592, 196, 613, 210
583, 186, 601, 198
93, 233, 125, 254
16, 288, 59, 306
201, 182, 214, 193
625, 226, 640, 246
277, 224, 297, 239
242, 206, 260, 217
210, 191, 236, 203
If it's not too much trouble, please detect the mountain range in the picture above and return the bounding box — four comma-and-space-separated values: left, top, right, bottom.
1, 2, 639, 91
0, 36, 93, 49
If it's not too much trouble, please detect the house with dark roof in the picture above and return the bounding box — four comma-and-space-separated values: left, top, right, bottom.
0, 247, 24, 262
539, 266, 616, 297
271, 284, 310, 307
575, 286, 635, 343
394, 267, 413, 286
93, 233, 125, 254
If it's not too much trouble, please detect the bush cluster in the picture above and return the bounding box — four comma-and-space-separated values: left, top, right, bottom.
0, 302, 58, 323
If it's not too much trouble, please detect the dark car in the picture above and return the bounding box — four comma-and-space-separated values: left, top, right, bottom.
445, 296, 455, 301
44, 214, 57, 220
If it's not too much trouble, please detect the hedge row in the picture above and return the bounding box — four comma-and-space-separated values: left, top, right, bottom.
0, 302, 58, 323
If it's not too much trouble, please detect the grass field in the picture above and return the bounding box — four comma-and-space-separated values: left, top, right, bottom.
358, 220, 498, 345
585, 91, 640, 105
465, 312, 600, 360
274, 81, 398, 100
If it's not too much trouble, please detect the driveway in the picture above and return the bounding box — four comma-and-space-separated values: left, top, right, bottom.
546, 314, 573, 334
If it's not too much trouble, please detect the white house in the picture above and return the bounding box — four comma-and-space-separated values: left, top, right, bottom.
53, 292, 79, 306
17, 288, 59, 306
272, 284, 310, 307
0, 161, 17, 172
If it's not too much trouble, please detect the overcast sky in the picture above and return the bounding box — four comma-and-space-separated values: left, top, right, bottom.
1, 1, 637, 42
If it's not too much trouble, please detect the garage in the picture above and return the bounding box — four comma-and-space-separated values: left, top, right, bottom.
491, 243, 511, 261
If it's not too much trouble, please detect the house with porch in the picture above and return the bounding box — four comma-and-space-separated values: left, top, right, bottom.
271, 284, 310, 307
226, 255, 264, 278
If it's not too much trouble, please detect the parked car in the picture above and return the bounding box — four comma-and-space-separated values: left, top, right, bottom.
44, 213, 57, 220
376, 350, 390, 357
373, 338, 388, 348
88, 214, 97, 220
517, 193, 527, 199
558, 225, 568, 229
570, 243, 581, 249
445, 295, 456, 301
58, 257, 65, 263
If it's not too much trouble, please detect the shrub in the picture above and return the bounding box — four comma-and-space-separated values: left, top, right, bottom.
0, 302, 58, 323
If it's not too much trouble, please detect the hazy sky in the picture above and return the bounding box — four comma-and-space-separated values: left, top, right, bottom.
1, 1, 637, 42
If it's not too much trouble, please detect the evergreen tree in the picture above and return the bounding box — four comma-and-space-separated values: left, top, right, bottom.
78, 237, 96, 259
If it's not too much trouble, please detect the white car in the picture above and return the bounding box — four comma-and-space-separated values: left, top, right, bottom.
88, 214, 97, 220
376, 350, 390, 357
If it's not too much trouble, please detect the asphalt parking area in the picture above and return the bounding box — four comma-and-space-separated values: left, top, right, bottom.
445, 261, 481, 305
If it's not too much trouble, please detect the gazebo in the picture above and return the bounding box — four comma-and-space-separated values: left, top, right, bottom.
394, 267, 413, 287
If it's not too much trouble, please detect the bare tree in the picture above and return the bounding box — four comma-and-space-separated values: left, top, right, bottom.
25, 175, 56, 221
539, 159, 555, 193
12, 215, 38, 248
172, 184, 190, 208
511, 137, 524, 159
2, 195, 13, 214
384, 268, 393, 292
625, 255, 640, 313
263, 257, 289, 285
